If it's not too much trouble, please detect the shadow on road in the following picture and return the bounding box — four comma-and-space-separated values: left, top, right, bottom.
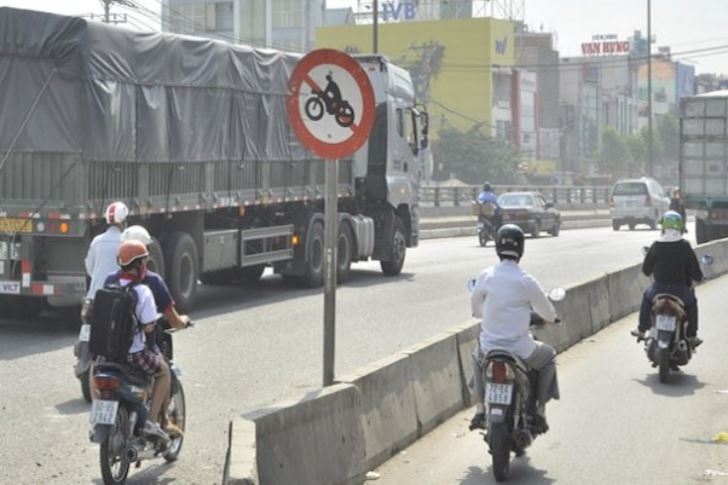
632, 373, 706, 396
0, 316, 77, 361
92, 464, 178, 485
459, 456, 555, 484
55, 398, 89, 416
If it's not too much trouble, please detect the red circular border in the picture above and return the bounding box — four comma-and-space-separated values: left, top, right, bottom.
287, 49, 375, 160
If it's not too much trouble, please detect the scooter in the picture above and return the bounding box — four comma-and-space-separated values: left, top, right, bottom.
90, 321, 190, 485
478, 216, 497, 247
73, 298, 94, 402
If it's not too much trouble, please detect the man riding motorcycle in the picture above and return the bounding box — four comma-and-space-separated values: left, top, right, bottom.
633, 211, 703, 347
476, 181, 502, 229
469, 224, 560, 431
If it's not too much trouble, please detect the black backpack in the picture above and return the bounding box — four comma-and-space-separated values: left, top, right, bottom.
89, 283, 140, 362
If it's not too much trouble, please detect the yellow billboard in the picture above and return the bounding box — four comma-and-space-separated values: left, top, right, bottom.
316, 18, 516, 137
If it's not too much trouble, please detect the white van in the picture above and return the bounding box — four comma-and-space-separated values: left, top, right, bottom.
609, 178, 670, 231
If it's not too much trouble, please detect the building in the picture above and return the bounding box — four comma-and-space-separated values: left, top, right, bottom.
161, 0, 324, 52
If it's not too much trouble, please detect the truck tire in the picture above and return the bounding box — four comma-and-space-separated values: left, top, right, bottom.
164, 232, 199, 313
147, 237, 166, 279
303, 221, 324, 288
380, 217, 407, 276
337, 224, 353, 283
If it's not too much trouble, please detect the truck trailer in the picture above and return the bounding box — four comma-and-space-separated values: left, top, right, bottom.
0, 8, 428, 315
680, 91, 728, 244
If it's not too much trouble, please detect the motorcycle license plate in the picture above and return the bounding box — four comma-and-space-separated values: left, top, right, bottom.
485, 383, 513, 405
90, 400, 119, 425
655, 315, 677, 332
78, 324, 91, 342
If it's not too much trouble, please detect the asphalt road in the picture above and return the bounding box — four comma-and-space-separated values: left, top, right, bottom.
0, 226, 695, 484
374, 276, 728, 485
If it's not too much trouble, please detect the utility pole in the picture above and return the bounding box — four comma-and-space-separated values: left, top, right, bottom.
647, 0, 653, 177
372, 0, 379, 53
98, 0, 127, 24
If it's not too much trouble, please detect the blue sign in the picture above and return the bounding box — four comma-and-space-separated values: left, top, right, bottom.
382, 2, 416, 21
495, 36, 508, 55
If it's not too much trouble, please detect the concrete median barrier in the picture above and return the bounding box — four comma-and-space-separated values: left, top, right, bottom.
339, 354, 419, 472
243, 383, 366, 485
449, 321, 480, 407
607, 264, 651, 321
401, 332, 463, 436
224, 418, 258, 485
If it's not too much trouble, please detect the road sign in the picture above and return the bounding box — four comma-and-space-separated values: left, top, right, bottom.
287, 49, 375, 160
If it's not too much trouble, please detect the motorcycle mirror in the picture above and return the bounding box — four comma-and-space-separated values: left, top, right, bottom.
700, 254, 714, 266
548, 287, 566, 302
467, 278, 477, 293
641, 246, 649, 256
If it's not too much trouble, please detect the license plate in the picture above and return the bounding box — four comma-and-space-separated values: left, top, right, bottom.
656, 314, 677, 331
0, 280, 20, 295
485, 383, 513, 405
0, 218, 32, 234
78, 324, 91, 342
90, 400, 119, 425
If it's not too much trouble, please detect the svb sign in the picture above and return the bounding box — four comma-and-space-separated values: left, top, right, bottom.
382, 1, 416, 21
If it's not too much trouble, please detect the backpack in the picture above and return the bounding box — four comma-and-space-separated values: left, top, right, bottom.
89, 283, 140, 362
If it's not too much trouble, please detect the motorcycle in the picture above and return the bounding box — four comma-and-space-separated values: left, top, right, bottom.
473, 202, 499, 247
90, 321, 191, 485
468, 280, 565, 482
632, 250, 712, 383
304, 74, 355, 128
73, 298, 94, 402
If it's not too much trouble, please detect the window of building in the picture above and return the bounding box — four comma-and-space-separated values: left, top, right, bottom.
272, 0, 302, 29
215, 2, 234, 31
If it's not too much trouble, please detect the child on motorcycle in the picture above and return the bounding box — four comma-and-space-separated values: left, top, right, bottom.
469, 224, 559, 431
633, 211, 703, 347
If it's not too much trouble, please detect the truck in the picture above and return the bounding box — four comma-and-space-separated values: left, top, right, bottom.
680, 91, 728, 244
0, 7, 428, 316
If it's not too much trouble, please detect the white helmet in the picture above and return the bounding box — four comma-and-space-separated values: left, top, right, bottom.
121, 225, 152, 246
104, 201, 129, 225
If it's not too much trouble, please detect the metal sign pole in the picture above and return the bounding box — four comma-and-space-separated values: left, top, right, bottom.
323, 159, 338, 386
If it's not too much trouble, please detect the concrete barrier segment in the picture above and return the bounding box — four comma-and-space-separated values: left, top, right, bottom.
607, 264, 651, 322
247, 383, 366, 485
338, 354, 419, 472
400, 332, 464, 436
224, 418, 258, 485
447, 321, 480, 407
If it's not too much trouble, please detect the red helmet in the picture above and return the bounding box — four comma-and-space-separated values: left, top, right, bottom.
117, 240, 149, 267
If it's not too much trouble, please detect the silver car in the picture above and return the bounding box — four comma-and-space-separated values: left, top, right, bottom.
609, 178, 670, 231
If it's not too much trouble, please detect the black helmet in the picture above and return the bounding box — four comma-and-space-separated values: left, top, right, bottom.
483, 181, 492, 192
496, 224, 525, 261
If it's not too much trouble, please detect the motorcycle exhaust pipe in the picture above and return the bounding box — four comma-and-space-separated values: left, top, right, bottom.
677, 340, 688, 352
126, 444, 156, 462
514, 429, 533, 449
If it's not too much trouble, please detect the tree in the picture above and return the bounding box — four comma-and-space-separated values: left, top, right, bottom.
598, 126, 629, 177
433, 127, 520, 183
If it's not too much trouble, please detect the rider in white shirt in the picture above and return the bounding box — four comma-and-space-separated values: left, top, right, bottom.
84, 201, 129, 300
469, 224, 559, 432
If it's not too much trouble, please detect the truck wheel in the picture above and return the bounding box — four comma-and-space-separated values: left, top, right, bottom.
337, 225, 353, 283
380, 217, 407, 276
303, 222, 324, 288
164, 232, 199, 313
147, 237, 166, 279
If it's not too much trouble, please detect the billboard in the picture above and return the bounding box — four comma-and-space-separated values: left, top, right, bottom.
316, 18, 516, 137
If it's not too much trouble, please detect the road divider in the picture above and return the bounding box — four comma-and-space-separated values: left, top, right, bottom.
224, 238, 728, 485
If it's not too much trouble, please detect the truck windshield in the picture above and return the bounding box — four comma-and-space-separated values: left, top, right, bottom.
613, 183, 647, 196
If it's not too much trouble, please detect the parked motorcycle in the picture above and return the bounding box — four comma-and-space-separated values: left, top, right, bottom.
73, 298, 94, 402
468, 280, 564, 482
632, 251, 712, 383
90, 321, 190, 485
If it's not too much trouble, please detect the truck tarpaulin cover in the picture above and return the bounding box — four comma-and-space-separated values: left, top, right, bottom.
0, 7, 308, 163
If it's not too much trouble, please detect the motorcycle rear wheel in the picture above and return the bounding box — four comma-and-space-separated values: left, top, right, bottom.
100, 407, 131, 485
489, 422, 511, 482
164, 382, 186, 462
658, 348, 671, 383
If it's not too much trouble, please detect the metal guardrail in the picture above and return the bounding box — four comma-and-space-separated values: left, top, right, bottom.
420, 185, 612, 207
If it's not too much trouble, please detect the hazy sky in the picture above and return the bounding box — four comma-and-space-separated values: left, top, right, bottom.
2, 0, 728, 74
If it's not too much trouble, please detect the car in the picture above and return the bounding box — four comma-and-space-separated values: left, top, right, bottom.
498, 191, 561, 238
609, 177, 670, 231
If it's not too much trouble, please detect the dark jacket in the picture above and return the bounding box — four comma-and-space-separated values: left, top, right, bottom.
642, 239, 703, 287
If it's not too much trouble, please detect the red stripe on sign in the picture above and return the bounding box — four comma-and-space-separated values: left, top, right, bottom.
49, 212, 60, 220
32, 283, 43, 295
21, 260, 31, 273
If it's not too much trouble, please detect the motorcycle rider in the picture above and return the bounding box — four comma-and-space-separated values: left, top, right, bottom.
476, 182, 501, 228
116, 240, 187, 442
633, 211, 703, 347
469, 224, 559, 431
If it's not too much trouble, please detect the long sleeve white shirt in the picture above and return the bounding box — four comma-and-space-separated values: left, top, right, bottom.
84, 226, 122, 299
471, 260, 557, 359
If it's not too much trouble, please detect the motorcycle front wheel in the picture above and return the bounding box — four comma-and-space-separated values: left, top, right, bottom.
305, 97, 324, 121
489, 422, 511, 482
163, 381, 186, 462
100, 407, 131, 485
